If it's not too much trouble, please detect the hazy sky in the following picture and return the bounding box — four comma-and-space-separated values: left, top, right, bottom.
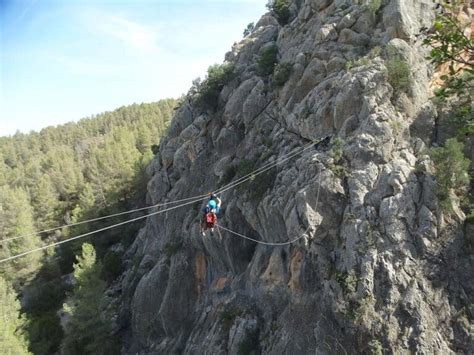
0, 0, 268, 136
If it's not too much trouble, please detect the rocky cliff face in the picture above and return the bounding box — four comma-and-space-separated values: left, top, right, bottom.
114, 1, 473, 353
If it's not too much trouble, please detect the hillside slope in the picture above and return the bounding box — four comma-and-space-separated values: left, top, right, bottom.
116, 1, 473, 353
0, 100, 176, 355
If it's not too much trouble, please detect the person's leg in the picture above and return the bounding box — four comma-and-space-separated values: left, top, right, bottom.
201, 217, 207, 235
210, 218, 216, 235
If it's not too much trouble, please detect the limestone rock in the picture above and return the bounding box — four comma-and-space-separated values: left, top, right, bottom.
114, 1, 474, 354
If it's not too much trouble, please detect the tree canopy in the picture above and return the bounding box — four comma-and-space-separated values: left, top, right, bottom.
0, 99, 176, 354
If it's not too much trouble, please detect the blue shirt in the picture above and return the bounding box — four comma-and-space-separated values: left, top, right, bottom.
202, 201, 220, 214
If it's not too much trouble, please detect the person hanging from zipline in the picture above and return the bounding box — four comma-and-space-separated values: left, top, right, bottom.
200, 193, 222, 236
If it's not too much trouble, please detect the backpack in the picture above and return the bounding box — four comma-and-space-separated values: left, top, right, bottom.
205, 212, 216, 226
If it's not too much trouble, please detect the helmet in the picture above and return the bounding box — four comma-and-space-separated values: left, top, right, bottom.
208, 200, 217, 209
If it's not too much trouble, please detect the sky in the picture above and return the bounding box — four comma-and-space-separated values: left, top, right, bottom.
0, 0, 268, 136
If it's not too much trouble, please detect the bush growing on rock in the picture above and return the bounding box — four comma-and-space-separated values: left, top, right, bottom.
386, 57, 411, 95
220, 307, 242, 329
273, 62, 293, 86
237, 159, 257, 177
266, 0, 291, 26
220, 165, 237, 186
368, 339, 383, 355
195, 63, 235, 111
248, 169, 277, 201
151, 144, 160, 155
430, 138, 470, 213
329, 138, 347, 177
102, 250, 123, 282
243, 22, 254, 37
257, 44, 279, 76
237, 329, 259, 355
367, 0, 382, 16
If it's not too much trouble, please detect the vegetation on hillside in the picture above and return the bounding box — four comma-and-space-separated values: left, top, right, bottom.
0, 276, 31, 355
423, 7, 473, 136
421, 5, 473, 216
0, 99, 176, 353
62, 243, 116, 354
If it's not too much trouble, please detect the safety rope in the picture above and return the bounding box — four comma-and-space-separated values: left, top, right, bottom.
2, 139, 322, 244
215, 140, 318, 195
216, 224, 310, 246
216, 162, 322, 246
0, 138, 325, 263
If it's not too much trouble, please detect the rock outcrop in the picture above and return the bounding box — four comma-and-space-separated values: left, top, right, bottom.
113, 1, 473, 353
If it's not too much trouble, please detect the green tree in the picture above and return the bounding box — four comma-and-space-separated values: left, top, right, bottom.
422, 4, 473, 218
273, 62, 293, 86
0, 276, 31, 355
386, 57, 411, 94
0, 154, 12, 186
195, 63, 235, 111
257, 44, 279, 76
68, 183, 96, 235
267, 0, 291, 25
431, 138, 470, 213
422, 9, 473, 135
135, 124, 153, 154
23, 257, 65, 355
62, 243, 113, 355
45, 146, 85, 202
0, 99, 176, 354
0, 186, 42, 286
31, 175, 60, 231
243, 22, 255, 37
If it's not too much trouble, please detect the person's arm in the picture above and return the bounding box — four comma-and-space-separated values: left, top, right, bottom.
216, 196, 222, 208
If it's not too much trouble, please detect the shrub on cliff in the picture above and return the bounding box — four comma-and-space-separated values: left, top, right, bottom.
273, 62, 293, 86
386, 56, 411, 94
267, 0, 291, 26
195, 63, 235, 111
430, 138, 470, 213
257, 44, 278, 76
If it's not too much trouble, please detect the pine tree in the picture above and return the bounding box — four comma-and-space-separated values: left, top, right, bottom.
62, 243, 112, 355
67, 183, 97, 238
45, 145, 84, 201
31, 175, 60, 231
0, 186, 42, 286
0, 276, 31, 355
0, 154, 12, 186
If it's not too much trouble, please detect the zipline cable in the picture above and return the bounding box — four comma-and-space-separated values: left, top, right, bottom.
0, 195, 207, 264
1, 138, 323, 243
0, 138, 326, 262
1, 194, 210, 243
